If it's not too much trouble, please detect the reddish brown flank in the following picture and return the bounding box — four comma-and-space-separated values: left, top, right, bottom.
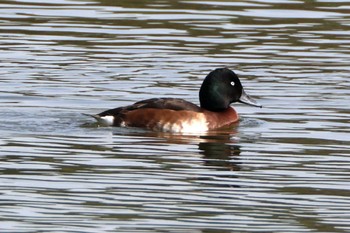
121, 109, 206, 131
119, 107, 238, 132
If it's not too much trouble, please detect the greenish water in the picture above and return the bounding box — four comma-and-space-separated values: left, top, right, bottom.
1, 0, 350, 232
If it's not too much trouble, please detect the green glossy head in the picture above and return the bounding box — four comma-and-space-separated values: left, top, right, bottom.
199, 68, 261, 111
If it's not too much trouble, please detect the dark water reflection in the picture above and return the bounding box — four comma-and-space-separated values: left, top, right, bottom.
1, 0, 350, 232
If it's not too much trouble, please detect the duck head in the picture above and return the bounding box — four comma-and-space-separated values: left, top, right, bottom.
199, 68, 262, 111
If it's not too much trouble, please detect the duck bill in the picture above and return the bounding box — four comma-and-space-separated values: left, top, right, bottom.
238, 89, 262, 108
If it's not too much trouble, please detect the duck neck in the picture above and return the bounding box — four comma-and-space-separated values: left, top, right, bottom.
199, 91, 230, 112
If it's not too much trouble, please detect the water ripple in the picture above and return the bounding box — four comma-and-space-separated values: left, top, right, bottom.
1, 0, 350, 232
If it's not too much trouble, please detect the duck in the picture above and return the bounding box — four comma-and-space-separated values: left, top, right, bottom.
90, 68, 261, 133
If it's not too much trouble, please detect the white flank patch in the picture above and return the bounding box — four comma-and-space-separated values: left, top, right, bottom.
160, 114, 208, 133
181, 116, 208, 133
99, 115, 114, 126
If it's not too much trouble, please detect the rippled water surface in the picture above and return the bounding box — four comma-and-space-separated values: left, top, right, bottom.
1, 0, 350, 232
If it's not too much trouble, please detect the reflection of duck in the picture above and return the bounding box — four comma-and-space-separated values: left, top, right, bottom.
199, 142, 241, 171
144, 130, 242, 172
196, 138, 242, 188
90, 68, 261, 133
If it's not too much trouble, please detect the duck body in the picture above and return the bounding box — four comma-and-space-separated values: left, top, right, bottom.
92, 68, 261, 133
96, 97, 238, 133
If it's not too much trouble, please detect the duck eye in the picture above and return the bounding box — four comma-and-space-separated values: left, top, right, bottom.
230, 81, 235, 86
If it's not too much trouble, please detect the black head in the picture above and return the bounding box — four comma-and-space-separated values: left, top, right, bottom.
199, 68, 261, 111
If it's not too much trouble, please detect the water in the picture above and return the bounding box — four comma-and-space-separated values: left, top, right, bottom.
1, 0, 350, 232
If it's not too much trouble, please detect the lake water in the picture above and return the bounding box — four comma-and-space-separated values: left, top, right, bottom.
1, 0, 350, 232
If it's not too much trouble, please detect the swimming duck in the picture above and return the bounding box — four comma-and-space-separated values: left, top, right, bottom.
91, 68, 261, 133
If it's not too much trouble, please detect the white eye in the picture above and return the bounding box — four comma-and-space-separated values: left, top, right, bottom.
230, 81, 235, 86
